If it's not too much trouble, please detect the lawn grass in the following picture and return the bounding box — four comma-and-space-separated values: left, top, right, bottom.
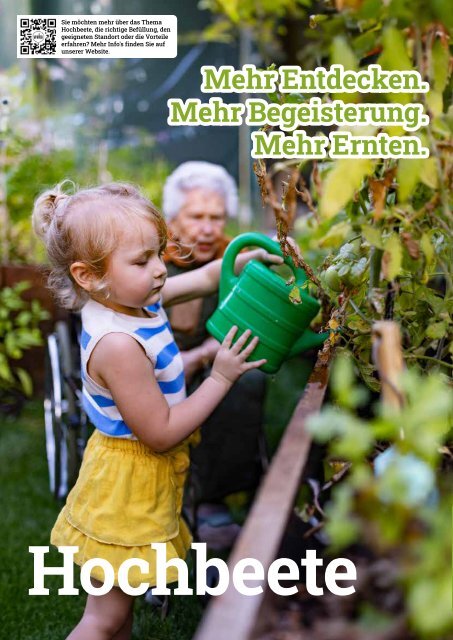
0, 401, 202, 640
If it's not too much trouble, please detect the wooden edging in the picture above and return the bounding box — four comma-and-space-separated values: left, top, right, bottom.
194, 361, 330, 640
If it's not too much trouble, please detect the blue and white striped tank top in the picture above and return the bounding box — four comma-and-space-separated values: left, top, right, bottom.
80, 298, 186, 439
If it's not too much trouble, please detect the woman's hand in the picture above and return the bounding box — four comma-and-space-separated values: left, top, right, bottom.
234, 248, 284, 275
162, 247, 285, 307
210, 326, 266, 387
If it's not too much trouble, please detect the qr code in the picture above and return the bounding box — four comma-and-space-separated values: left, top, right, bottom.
20, 18, 56, 55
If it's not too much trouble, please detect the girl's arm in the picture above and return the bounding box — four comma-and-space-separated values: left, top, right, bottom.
160, 248, 283, 307
88, 327, 264, 452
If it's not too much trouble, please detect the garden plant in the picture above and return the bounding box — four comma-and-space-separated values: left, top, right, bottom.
202, 0, 453, 637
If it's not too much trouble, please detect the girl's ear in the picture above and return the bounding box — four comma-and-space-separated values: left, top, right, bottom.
70, 262, 99, 293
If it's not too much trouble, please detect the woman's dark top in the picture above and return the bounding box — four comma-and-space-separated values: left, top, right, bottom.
165, 259, 266, 503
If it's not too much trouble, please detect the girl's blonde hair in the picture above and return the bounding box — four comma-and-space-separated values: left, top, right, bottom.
32, 180, 167, 310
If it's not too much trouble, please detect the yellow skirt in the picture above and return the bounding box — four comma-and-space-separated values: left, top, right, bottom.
51, 430, 193, 588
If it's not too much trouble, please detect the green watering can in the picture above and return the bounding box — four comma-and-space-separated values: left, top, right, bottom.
206, 232, 329, 374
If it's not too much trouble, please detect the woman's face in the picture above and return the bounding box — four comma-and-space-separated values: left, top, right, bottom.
171, 188, 227, 263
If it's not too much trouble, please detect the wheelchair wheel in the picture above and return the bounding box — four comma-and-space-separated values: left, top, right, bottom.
44, 320, 87, 499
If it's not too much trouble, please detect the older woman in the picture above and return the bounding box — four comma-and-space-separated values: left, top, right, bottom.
162, 161, 266, 548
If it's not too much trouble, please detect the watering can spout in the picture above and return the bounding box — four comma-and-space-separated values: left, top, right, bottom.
288, 329, 329, 358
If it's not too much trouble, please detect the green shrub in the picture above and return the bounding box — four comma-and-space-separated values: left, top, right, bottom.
0, 282, 49, 396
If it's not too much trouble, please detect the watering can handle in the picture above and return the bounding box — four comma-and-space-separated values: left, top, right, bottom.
219, 232, 307, 301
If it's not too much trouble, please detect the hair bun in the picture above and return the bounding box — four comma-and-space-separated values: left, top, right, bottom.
32, 181, 74, 239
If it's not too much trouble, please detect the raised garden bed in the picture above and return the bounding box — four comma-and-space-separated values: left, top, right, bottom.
195, 359, 330, 640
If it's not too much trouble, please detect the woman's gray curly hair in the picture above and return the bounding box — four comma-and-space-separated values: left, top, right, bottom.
32, 180, 167, 310
162, 161, 238, 220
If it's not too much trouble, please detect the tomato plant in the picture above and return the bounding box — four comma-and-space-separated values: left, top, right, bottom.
202, 0, 453, 636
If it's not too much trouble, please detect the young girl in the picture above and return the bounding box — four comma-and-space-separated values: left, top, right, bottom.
33, 181, 282, 640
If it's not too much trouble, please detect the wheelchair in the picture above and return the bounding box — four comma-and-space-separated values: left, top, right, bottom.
44, 314, 90, 500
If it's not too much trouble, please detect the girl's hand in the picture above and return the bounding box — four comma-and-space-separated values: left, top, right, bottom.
210, 326, 266, 387
234, 248, 284, 275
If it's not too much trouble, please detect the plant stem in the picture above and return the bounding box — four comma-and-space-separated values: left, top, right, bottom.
358, 191, 369, 217
438, 260, 453, 295
404, 354, 453, 369
414, 25, 452, 224
348, 298, 373, 324
368, 247, 383, 306
384, 282, 396, 320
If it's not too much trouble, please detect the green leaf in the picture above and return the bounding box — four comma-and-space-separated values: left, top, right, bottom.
426, 90, 443, 118
420, 157, 438, 189
217, 0, 239, 23
380, 27, 413, 72
407, 574, 453, 636
431, 115, 451, 137
308, 408, 373, 460
379, 27, 413, 105
309, 14, 329, 28
5, 333, 22, 359
267, 91, 280, 104
324, 484, 360, 550
426, 321, 447, 340
357, 0, 383, 21
382, 234, 402, 280
362, 225, 384, 249
285, 93, 306, 104
15, 311, 32, 327
319, 221, 352, 248
331, 36, 358, 71
15, 328, 43, 348
431, 39, 450, 93
12, 280, 31, 294
0, 353, 13, 382
15, 367, 33, 397
288, 285, 302, 305
347, 318, 370, 333
356, 362, 381, 392
332, 354, 370, 408
1, 295, 24, 311
397, 158, 423, 201
320, 159, 373, 218
397, 371, 453, 459
420, 233, 434, 265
